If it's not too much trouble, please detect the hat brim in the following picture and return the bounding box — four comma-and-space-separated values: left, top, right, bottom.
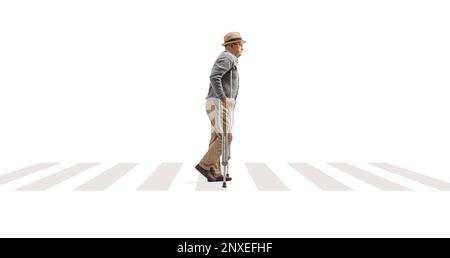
222, 39, 246, 46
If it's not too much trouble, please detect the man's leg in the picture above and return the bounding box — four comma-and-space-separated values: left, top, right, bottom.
198, 133, 233, 177
199, 132, 221, 174
198, 99, 222, 178
198, 98, 234, 179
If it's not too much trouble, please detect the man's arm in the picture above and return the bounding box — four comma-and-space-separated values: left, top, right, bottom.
210, 56, 232, 102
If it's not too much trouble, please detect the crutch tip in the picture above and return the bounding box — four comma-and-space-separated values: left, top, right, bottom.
222, 182, 227, 188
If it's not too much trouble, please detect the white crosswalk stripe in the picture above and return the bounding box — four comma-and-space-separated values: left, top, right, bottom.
17, 163, 99, 191
328, 163, 410, 191
289, 163, 352, 191
0, 162, 449, 191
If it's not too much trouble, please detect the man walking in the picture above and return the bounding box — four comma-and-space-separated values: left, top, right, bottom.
196, 32, 246, 182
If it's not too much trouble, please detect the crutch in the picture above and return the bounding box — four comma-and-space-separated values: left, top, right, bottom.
220, 100, 230, 188
221, 68, 233, 188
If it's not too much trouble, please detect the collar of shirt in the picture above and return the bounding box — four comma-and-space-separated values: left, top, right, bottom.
224, 50, 239, 65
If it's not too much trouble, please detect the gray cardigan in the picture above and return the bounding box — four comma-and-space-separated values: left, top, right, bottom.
206, 51, 239, 100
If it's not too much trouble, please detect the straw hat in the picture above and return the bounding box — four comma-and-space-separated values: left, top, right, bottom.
222, 32, 247, 46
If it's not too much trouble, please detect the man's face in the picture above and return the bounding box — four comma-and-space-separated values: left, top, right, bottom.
231, 42, 244, 57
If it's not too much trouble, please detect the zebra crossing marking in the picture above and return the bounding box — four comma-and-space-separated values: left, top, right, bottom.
289, 163, 352, 191
17, 163, 99, 191
75, 163, 138, 191
369, 163, 450, 191
1, 162, 449, 191
137, 162, 182, 191
245, 163, 289, 191
0, 163, 59, 186
328, 163, 410, 191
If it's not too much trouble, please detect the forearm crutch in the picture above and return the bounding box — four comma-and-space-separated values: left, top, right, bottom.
221, 67, 233, 188
220, 98, 230, 188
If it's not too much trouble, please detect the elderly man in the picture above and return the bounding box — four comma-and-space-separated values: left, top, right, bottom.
196, 32, 246, 182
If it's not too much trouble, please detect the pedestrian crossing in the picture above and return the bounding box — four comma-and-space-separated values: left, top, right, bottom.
289, 163, 352, 191
328, 163, 410, 191
245, 163, 289, 191
75, 163, 138, 191
0, 162, 449, 191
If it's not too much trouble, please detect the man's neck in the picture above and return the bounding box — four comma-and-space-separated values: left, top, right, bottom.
225, 49, 238, 58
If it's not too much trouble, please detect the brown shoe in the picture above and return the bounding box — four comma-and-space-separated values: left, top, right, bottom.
208, 174, 232, 182
195, 164, 216, 181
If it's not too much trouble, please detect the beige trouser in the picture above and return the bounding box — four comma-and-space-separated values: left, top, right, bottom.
199, 98, 235, 177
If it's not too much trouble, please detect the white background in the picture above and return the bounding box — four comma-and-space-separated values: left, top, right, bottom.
1, 0, 450, 237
